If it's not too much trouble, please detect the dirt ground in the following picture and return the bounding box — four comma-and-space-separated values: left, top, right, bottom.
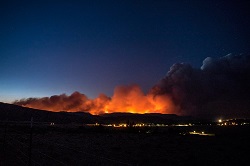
1, 125, 250, 166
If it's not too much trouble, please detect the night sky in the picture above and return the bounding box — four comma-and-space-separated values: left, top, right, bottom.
1, 0, 250, 103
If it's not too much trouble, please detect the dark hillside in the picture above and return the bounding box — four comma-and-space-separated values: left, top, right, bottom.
0, 102, 94, 124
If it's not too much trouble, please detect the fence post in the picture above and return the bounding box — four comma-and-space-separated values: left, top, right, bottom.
28, 117, 33, 166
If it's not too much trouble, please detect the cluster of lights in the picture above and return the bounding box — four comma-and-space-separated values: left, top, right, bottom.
174, 123, 193, 126
85, 119, 249, 128
49, 122, 55, 126
86, 123, 200, 128
113, 124, 127, 128
86, 123, 169, 127
217, 119, 249, 126
182, 130, 215, 136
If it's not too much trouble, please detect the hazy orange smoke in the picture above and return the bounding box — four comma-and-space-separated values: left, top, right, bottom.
101, 85, 176, 114
14, 85, 178, 115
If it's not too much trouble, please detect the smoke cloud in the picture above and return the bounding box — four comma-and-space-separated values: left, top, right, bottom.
150, 54, 250, 118
14, 85, 178, 115
14, 54, 250, 118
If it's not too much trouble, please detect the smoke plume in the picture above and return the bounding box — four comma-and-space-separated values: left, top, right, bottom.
14, 85, 178, 115
14, 54, 250, 118
150, 54, 250, 118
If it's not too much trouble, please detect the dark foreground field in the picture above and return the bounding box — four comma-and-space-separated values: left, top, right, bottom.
1, 124, 250, 166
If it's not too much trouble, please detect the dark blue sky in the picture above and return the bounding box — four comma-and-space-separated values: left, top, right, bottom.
1, 0, 250, 102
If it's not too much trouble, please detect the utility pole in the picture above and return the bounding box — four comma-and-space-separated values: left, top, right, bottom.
2, 112, 8, 166
28, 117, 33, 166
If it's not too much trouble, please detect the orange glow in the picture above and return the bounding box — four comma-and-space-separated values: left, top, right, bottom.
17, 85, 180, 115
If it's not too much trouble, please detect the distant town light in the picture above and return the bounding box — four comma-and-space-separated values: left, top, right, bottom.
218, 119, 222, 123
